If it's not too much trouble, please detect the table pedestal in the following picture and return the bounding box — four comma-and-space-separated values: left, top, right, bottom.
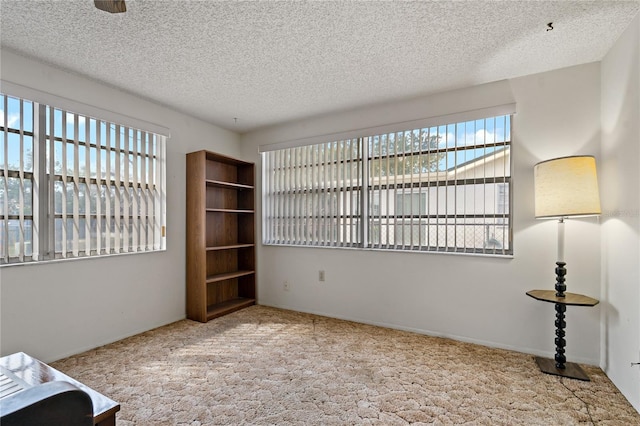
526, 289, 599, 381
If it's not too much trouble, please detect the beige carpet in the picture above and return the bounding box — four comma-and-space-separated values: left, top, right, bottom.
51, 305, 639, 425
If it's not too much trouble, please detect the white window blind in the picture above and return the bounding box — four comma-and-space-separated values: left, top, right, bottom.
262, 139, 362, 246
262, 114, 512, 255
0, 93, 166, 265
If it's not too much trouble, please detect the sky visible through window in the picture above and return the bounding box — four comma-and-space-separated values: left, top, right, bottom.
379, 116, 511, 173
2, 95, 509, 173
1, 95, 156, 181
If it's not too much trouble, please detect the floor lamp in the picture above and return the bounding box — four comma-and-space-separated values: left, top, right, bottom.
527, 155, 601, 381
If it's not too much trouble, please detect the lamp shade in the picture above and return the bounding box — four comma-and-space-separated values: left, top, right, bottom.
534, 156, 601, 219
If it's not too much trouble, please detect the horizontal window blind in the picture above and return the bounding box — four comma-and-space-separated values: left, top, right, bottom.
262, 114, 512, 255
0, 92, 166, 265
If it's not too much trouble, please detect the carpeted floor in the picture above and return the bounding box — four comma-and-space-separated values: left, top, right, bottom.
51, 305, 639, 425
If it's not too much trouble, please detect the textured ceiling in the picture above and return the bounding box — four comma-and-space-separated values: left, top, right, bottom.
1, 1, 638, 133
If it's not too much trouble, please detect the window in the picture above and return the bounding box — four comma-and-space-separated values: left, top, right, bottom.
262, 139, 362, 247
0, 93, 166, 265
262, 114, 512, 255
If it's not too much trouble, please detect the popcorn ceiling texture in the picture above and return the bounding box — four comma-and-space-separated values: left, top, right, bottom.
51, 305, 639, 425
1, 0, 638, 132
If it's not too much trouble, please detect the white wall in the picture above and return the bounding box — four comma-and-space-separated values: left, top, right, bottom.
0, 49, 240, 363
601, 14, 640, 411
242, 64, 603, 365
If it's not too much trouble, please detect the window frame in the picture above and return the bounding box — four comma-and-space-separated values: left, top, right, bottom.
261, 109, 513, 257
0, 89, 168, 266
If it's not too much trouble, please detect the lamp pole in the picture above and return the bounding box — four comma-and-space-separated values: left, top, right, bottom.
555, 218, 566, 298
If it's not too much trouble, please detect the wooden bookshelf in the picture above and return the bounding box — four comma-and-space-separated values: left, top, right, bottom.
186, 150, 256, 322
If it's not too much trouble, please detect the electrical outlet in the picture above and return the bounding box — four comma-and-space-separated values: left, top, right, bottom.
319, 270, 325, 282
283, 281, 290, 291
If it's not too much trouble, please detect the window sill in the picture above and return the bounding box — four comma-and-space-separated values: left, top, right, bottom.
0, 247, 167, 268
261, 242, 513, 259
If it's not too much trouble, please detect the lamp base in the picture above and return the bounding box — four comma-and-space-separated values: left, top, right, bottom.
534, 356, 590, 381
